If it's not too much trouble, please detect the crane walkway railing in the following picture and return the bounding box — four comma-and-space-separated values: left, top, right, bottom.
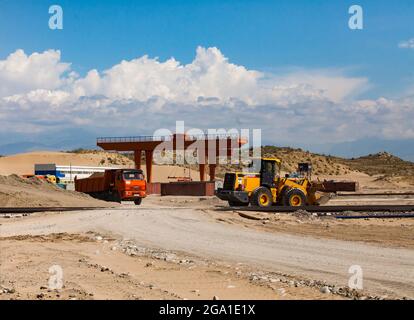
97, 133, 244, 144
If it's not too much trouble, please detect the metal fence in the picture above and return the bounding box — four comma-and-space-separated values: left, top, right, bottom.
96, 136, 170, 143
96, 133, 244, 143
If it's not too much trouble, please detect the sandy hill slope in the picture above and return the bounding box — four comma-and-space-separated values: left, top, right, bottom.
0, 151, 206, 182
214, 146, 414, 188
336, 152, 414, 176
336, 152, 414, 186
0, 151, 134, 176
0, 150, 205, 208
216, 146, 355, 177
260, 147, 414, 186
0, 175, 111, 207
261, 146, 353, 175
0, 148, 412, 187
255, 146, 414, 177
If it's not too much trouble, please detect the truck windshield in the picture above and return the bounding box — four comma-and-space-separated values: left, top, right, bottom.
123, 171, 144, 180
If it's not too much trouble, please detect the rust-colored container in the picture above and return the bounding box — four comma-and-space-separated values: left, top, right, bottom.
320, 181, 359, 192
75, 171, 114, 193
147, 182, 161, 195
160, 181, 215, 196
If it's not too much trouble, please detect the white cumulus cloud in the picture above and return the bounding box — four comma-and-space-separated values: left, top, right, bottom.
0, 49, 73, 97
1, 46, 413, 146
0, 47, 366, 106
399, 38, 414, 49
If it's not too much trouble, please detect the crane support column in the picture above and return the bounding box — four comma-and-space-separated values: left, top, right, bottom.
199, 164, 206, 182
208, 164, 216, 182
145, 150, 153, 183
134, 150, 142, 170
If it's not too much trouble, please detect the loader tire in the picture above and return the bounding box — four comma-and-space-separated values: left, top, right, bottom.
251, 187, 273, 208
282, 188, 307, 207
134, 198, 142, 206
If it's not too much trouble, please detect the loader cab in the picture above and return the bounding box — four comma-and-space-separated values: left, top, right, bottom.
248, 158, 281, 188
260, 159, 276, 187
298, 162, 312, 179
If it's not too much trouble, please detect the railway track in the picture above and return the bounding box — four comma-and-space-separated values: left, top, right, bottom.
334, 213, 414, 219
2, 205, 414, 220
222, 204, 414, 213
221, 204, 414, 219
0, 207, 105, 215
337, 192, 414, 197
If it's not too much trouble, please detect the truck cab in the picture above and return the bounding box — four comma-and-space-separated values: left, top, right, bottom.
113, 169, 146, 205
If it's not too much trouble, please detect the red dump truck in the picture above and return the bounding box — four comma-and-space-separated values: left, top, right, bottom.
75, 169, 146, 205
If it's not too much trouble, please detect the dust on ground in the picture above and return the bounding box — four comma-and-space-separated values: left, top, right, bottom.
1, 153, 414, 300
0, 232, 342, 300
143, 193, 414, 249
210, 208, 414, 249
142, 195, 414, 249
1, 196, 413, 300
316, 171, 414, 192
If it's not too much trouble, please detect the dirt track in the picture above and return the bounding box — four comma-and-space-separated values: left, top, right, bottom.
1, 203, 413, 299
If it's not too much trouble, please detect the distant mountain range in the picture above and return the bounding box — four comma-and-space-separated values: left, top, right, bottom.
0, 128, 98, 156
0, 134, 413, 162
309, 138, 414, 162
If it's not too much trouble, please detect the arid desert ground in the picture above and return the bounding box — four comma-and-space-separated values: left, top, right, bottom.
1, 150, 414, 300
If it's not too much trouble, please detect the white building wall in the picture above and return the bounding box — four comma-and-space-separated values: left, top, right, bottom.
57, 165, 121, 182
34, 163, 126, 191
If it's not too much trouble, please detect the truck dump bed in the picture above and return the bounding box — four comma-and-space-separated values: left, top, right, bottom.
75, 170, 116, 194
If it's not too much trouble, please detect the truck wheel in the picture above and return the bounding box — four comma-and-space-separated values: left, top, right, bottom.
134, 198, 142, 206
251, 187, 272, 208
282, 189, 307, 207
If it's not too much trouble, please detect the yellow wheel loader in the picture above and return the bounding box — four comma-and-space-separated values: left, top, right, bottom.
216, 158, 326, 207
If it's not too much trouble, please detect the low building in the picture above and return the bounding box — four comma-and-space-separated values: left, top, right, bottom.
34, 164, 121, 190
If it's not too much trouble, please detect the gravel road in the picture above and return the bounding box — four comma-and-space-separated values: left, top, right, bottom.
1, 205, 413, 298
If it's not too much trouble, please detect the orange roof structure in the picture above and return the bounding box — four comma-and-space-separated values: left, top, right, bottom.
97, 133, 247, 183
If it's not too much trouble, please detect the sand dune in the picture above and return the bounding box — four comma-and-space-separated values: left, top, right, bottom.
0, 151, 208, 208
0, 151, 131, 176
0, 174, 110, 207
0, 151, 207, 182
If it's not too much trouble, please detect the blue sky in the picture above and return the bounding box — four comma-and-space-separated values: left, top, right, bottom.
1, 0, 414, 98
0, 0, 413, 159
